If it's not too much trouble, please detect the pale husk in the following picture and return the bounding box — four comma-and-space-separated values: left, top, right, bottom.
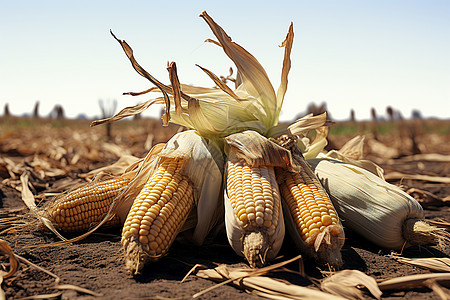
318, 135, 384, 179
377, 273, 450, 290
155, 130, 224, 245
269, 112, 329, 160
94, 12, 296, 140
123, 131, 224, 272
308, 158, 441, 249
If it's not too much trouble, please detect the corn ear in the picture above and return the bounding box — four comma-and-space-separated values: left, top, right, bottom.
156, 130, 224, 245
272, 134, 345, 268
47, 175, 131, 232
308, 158, 442, 249
224, 130, 289, 267
121, 157, 194, 273
121, 130, 223, 273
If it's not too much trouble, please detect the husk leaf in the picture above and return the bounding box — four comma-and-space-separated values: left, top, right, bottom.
157, 130, 224, 245
194, 256, 345, 300
225, 130, 297, 171
393, 256, 450, 273
319, 135, 385, 179
377, 273, 450, 290
321, 270, 382, 300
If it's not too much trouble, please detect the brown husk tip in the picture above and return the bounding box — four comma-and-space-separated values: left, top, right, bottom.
312, 225, 345, 269
402, 218, 447, 247
123, 237, 160, 275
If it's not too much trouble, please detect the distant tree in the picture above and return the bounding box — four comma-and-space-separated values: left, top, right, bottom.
411, 109, 422, 119
76, 113, 88, 120
370, 107, 377, 121
4, 103, 10, 117
99, 99, 117, 141
48, 105, 65, 119
370, 107, 378, 141
307, 102, 330, 119
349, 109, 355, 122
386, 106, 394, 121
33, 101, 40, 118
56, 105, 65, 119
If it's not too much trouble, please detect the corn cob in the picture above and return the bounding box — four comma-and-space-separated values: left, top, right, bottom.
273, 134, 345, 268
121, 157, 194, 273
276, 167, 344, 267
226, 159, 283, 267
47, 176, 131, 232
224, 131, 288, 267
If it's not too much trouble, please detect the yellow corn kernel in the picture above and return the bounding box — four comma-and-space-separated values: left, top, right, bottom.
278, 168, 339, 244
48, 176, 130, 232
226, 160, 282, 267
121, 158, 194, 273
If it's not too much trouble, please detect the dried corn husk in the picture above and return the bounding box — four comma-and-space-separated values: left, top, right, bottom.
308, 158, 442, 249
93, 12, 295, 140
321, 270, 382, 300
121, 130, 224, 272
377, 273, 450, 290
319, 135, 384, 178
392, 256, 450, 272
194, 260, 346, 300
154, 130, 224, 245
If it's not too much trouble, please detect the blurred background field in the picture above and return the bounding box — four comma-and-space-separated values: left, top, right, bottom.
1, 108, 448, 200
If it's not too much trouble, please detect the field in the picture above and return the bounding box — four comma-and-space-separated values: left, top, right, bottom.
1, 116, 450, 299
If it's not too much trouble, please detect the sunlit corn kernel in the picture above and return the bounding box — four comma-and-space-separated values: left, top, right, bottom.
321, 215, 332, 226
137, 209, 148, 217
255, 211, 264, 219
153, 219, 163, 229
140, 223, 151, 231
305, 219, 314, 229
312, 216, 321, 223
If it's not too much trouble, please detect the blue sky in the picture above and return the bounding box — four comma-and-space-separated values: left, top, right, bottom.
1, 0, 449, 121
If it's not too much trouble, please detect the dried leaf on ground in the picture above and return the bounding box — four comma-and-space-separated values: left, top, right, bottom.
193, 256, 345, 299
393, 256, 450, 272
0, 239, 19, 279
384, 172, 450, 184
406, 188, 450, 207
20, 172, 67, 241
321, 270, 382, 300
378, 273, 450, 290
